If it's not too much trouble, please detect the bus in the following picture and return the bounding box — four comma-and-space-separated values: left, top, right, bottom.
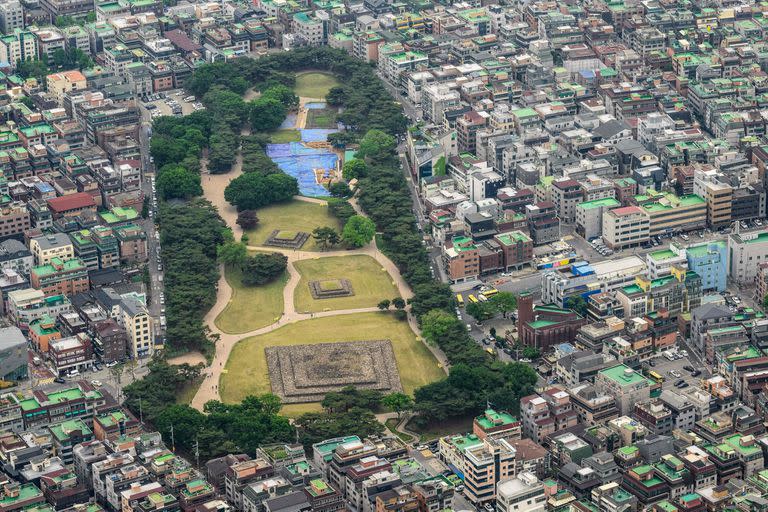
456, 294, 464, 307
468, 295, 479, 304
648, 371, 664, 384
482, 288, 499, 298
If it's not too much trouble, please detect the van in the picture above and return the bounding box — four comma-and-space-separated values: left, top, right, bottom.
184, 96, 195, 102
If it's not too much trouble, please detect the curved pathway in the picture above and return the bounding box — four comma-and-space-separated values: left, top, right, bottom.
191, 108, 448, 411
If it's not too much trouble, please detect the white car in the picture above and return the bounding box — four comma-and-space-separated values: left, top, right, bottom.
91, 380, 102, 387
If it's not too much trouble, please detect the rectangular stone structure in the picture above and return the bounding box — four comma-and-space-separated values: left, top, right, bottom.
266, 340, 402, 403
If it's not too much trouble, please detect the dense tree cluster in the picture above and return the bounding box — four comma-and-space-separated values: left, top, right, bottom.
224, 172, 298, 211
185, 47, 407, 136
125, 364, 294, 460
241, 253, 288, 286
241, 135, 280, 175
158, 200, 226, 354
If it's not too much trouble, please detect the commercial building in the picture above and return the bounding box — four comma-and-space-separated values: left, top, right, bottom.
646, 244, 687, 279
444, 236, 479, 283
7, 289, 71, 331
615, 267, 702, 319
686, 241, 727, 292
637, 193, 706, 237
495, 472, 546, 512
0, 327, 28, 382
49, 334, 93, 377
121, 298, 154, 359
729, 231, 768, 284
602, 206, 650, 250
462, 437, 516, 504
576, 198, 620, 240
541, 256, 646, 308
595, 365, 653, 415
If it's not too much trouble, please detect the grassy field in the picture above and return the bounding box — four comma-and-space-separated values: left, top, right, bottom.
214, 265, 287, 334
306, 107, 338, 129
281, 403, 324, 417
219, 312, 444, 405
270, 129, 301, 143
295, 72, 339, 98
293, 255, 399, 313
245, 200, 342, 251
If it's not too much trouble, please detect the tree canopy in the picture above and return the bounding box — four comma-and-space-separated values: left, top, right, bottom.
224, 172, 298, 211
342, 215, 376, 247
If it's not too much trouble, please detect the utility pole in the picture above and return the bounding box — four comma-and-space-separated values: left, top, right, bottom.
170, 424, 175, 452
139, 398, 143, 424
194, 436, 200, 468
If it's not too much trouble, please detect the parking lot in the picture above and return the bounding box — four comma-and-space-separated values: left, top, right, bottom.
646, 347, 711, 392
143, 89, 203, 120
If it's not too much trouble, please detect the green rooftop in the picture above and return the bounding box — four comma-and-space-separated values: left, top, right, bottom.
578, 197, 620, 210
475, 409, 518, 430
599, 364, 652, 387
649, 249, 677, 261
49, 419, 91, 443
0, 484, 41, 505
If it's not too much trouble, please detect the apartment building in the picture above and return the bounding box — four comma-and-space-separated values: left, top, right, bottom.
0, 202, 31, 239
30, 234, 74, 266
0, 29, 37, 68
462, 437, 516, 504
121, 298, 154, 359
30, 257, 89, 297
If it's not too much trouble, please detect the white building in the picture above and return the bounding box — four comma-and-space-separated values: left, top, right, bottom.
728, 230, 768, 284
541, 256, 646, 308
120, 298, 154, 359
0, 0, 23, 34
646, 243, 687, 279
496, 472, 546, 512
0, 29, 37, 69
602, 206, 650, 250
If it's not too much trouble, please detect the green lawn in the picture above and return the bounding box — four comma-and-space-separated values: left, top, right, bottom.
270, 129, 301, 143
306, 107, 338, 129
293, 255, 399, 313
295, 71, 340, 98
219, 312, 444, 405
245, 200, 341, 251
214, 265, 287, 334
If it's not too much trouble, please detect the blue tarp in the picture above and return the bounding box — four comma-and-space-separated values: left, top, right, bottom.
266, 140, 337, 197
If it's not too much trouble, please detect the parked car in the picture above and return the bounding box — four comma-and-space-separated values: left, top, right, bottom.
54, 377, 66, 384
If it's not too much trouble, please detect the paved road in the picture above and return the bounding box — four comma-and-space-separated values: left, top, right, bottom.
137, 101, 165, 340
